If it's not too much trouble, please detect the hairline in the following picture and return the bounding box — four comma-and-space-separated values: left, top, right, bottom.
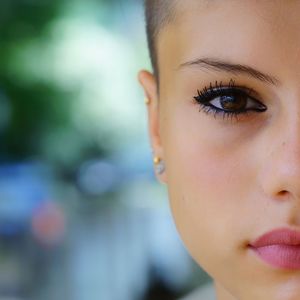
145, 0, 180, 92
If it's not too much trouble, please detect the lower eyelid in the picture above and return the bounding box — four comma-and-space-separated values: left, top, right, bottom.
198, 104, 250, 123
210, 110, 261, 125
195, 99, 267, 124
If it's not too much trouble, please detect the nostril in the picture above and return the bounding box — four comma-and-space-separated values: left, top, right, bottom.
278, 190, 289, 196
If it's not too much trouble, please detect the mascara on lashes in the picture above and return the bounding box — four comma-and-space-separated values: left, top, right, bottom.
193, 80, 267, 119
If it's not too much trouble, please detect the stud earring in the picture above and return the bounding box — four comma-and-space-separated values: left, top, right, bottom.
145, 97, 151, 105
153, 156, 165, 175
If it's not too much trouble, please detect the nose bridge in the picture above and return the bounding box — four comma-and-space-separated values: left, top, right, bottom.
281, 104, 300, 160
262, 106, 300, 200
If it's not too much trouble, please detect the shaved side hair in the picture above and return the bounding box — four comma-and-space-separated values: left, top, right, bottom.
144, 0, 178, 81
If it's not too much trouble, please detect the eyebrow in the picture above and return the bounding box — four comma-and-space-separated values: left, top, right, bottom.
178, 57, 280, 86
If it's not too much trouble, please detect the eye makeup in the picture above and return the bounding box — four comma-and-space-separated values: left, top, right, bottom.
193, 79, 267, 122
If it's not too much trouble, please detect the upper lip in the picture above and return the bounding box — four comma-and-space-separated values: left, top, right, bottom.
250, 228, 300, 248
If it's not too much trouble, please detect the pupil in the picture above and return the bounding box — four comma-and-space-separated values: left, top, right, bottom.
220, 95, 246, 110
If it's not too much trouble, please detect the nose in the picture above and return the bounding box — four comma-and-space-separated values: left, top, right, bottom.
259, 116, 300, 202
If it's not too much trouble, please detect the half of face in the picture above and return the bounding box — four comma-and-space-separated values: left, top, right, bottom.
140, 1, 300, 299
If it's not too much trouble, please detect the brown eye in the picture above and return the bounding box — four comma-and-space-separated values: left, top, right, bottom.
218, 94, 247, 111
209, 92, 265, 113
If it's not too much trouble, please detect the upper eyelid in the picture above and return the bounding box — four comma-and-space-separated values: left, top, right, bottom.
194, 84, 263, 103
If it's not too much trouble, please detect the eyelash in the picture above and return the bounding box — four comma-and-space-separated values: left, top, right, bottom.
193, 79, 267, 121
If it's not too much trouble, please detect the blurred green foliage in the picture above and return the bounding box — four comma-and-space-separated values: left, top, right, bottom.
0, 0, 114, 168
0, 0, 68, 160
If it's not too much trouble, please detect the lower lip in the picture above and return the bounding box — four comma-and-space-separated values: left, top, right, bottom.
250, 245, 300, 269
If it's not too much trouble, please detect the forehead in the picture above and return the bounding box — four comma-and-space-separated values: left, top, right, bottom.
157, 0, 300, 93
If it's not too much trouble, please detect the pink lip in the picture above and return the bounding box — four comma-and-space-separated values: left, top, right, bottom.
249, 228, 300, 270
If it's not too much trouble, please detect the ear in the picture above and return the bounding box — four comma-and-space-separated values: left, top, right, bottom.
138, 70, 167, 184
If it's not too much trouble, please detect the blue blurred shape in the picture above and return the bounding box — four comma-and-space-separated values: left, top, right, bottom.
77, 159, 119, 196
0, 163, 50, 234
0, 222, 24, 237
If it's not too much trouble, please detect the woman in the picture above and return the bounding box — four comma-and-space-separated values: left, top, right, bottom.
138, 1, 300, 299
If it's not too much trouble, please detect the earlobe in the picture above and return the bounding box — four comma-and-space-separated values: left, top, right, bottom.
153, 155, 167, 183
138, 70, 167, 184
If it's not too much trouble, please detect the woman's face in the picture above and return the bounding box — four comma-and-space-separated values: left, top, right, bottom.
139, 1, 300, 299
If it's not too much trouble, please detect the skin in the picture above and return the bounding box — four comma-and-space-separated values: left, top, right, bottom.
138, 1, 300, 299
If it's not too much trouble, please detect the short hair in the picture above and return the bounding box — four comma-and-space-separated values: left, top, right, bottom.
144, 0, 177, 81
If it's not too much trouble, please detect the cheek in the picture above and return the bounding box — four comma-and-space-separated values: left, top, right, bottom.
162, 104, 261, 272
166, 129, 246, 240
164, 103, 253, 217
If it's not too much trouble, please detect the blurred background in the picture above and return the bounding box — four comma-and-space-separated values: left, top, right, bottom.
0, 0, 211, 299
